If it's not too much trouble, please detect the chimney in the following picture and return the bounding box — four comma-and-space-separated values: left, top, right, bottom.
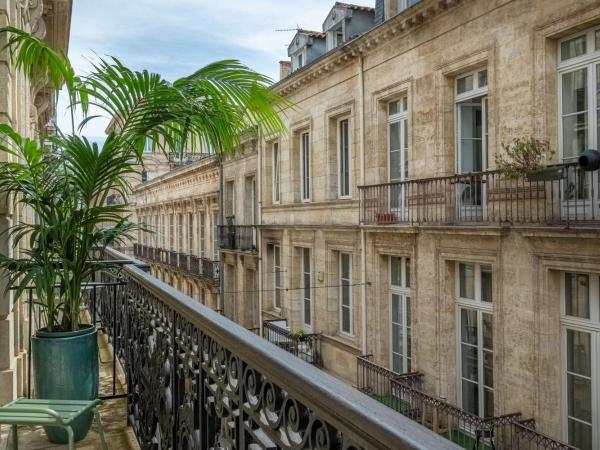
279, 61, 292, 80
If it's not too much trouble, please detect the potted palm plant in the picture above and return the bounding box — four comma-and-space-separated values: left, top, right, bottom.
0, 27, 287, 444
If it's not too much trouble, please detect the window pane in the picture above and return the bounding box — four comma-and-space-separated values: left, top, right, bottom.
569, 418, 593, 450
461, 344, 478, 382
481, 265, 492, 302
462, 380, 478, 415
405, 258, 411, 288
389, 149, 402, 181
563, 113, 589, 159
482, 312, 493, 351
461, 308, 478, 345
457, 74, 473, 94
597, 65, 600, 147
561, 35, 587, 61
483, 349, 493, 389
568, 374, 592, 423
389, 101, 399, 116
341, 254, 350, 279
391, 257, 402, 286
392, 294, 401, 322
562, 69, 588, 115
459, 263, 475, 299
565, 273, 590, 319
478, 70, 488, 88
304, 299, 311, 325
342, 284, 350, 307
342, 307, 350, 333
392, 323, 401, 353
483, 387, 494, 418
567, 329, 591, 376
596, 30, 600, 51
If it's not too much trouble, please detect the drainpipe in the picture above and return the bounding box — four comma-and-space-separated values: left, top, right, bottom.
359, 54, 367, 355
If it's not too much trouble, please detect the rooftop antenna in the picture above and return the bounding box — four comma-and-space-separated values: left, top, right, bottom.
275, 25, 301, 32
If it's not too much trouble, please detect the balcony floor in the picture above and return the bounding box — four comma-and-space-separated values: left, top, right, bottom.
0, 332, 139, 450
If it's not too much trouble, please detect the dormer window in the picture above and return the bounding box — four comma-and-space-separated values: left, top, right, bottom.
335, 28, 344, 47
297, 53, 304, 69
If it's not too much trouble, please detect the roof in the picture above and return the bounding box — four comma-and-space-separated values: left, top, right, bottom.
334, 2, 375, 12
297, 29, 326, 39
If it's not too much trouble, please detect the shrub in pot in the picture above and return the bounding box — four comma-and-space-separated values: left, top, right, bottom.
0, 27, 287, 444
494, 137, 558, 181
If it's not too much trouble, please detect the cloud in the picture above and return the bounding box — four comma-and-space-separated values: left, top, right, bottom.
57, 0, 374, 137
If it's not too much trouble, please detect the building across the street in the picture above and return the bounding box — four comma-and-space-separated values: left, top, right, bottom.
131, 1, 600, 448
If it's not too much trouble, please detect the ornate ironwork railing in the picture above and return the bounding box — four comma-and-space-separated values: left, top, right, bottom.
133, 243, 219, 285
98, 247, 459, 450
262, 320, 322, 367
359, 162, 600, 226
218, 225, 258, 252
356, 356, 575, 450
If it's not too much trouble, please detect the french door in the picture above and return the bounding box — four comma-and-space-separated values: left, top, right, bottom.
456, 96, 488, 222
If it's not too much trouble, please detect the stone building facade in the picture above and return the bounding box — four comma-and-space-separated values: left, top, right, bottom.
133, 156, 222, 310
259, 0, 600, 448
0, 0, 72, 405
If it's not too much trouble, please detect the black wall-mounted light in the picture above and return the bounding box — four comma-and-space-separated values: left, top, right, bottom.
578, 149, 600, 171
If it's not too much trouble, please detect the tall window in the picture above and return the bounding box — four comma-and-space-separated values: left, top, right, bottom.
339, 253, 352, 335
456, 262, 493, 418
301, 248, 312, 328
178, 213, 184, 252
456, 69, 488, 174
388, 96, 409, 182
187, 212, 193, 254
338, 119, 351, 197
390, 256, 411, 372
274, 245, 281, 309
212, 211, 219, 260
301, 132, 311, 201
297, 53, 303, 69
169, 214, 175, 251
561, 271, 600, 449
273, 142, 281, 203
558, 28, 600, 160
198, 211, 205, 257
161, 215, 166, 248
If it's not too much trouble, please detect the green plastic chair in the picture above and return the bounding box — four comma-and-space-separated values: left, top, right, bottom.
0, 398, 107, 450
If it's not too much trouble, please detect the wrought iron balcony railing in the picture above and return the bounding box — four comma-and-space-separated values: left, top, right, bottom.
97, 247, 459, 450
133, 244, 219, 285
356, 355, 575, 450
262, 319, 322, 367
359, 162, 600, 227
218, 225, 258, 252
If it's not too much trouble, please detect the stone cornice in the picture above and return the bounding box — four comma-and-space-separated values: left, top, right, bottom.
134, 157, 219, 193
273, 0, 463, 97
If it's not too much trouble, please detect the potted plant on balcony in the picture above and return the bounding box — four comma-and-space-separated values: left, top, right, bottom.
0, 27, 287, 445
494, 137, 559, 181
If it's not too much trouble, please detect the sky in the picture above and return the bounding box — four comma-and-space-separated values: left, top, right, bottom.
56, 0, 374, 140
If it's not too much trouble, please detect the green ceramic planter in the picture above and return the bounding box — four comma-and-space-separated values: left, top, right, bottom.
32, 324, 99, 444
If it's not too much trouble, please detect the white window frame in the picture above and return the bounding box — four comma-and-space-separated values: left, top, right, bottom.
455, 262, 494, 418
389, 256, 411, 373
169, 214, 175, 251
557, 27, 600, 161
300, 132, 311, 202
272, 142, 281, 204
560, 271, 600, 449
301, 247, 312, 329
273, 244, 281, 310
178, 213, 184, 252
187, 212, 193, 254
198, 211, 205, 257
455, 68, 488, 174
338, 118, 352, 198
212, 211, 219, 260
387, 96, 409, 183
339, 253, 353, 335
